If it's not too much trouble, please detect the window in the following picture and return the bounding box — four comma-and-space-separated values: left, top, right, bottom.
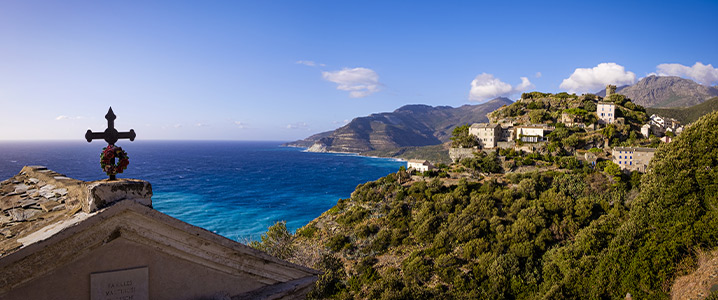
630, 162, 632, 165
619, 156, 622, 159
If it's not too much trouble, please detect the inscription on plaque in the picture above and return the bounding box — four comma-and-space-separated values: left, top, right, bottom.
91, 267, 148, 300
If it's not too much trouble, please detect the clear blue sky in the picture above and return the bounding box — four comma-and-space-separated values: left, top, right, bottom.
1, 0, 716, 141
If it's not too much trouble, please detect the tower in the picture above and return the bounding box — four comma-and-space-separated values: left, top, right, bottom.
606, 84, 617, 97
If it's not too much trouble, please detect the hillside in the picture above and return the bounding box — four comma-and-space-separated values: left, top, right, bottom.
489, 91, 650, 149
596, 75, 718, 108
284, 98, 513, 153
254, 111, 718, 299
646, 96, 718, 124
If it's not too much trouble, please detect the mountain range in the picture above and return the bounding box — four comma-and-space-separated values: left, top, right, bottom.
288, 75, 717, 155
284, 98, 512, 153
596, 75, 718, 107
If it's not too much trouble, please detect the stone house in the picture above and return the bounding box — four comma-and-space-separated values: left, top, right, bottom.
561, 112, 583, 127
407, 160, 434, 172
469, 123, 502, 148
641, 124, 652, 138
645, 114, 684, 138
612, 147, 656, 172
0, 166, 318, 300
597, 102, 616, 124
469, 123, 551, 148
584, 152, 598, 165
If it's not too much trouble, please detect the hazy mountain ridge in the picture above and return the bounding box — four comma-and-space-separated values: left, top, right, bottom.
284, 98, 513, 153
596, 75, 718, 108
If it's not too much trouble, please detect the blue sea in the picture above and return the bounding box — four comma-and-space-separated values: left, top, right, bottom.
0, 141, 404, 241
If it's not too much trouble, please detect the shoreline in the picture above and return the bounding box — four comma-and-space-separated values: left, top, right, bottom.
288, 145, 407, 163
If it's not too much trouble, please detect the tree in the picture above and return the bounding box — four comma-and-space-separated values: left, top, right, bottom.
460, 152, 502, 177
601, 124, 616, 139
529, 110, 546, 123
607, 94, 627, 106
602, 161, 622, 177
451, 124, 479, 148
249, 221, 295, 260
397, 166, 410, 184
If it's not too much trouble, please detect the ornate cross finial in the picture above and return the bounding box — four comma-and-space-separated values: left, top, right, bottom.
85, 107, 136, 180
85, 107, 136, 145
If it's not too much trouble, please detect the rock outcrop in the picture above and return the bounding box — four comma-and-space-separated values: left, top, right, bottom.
596, 76, 718, 108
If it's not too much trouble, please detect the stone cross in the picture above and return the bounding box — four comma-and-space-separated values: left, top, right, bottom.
85, 107, 136, 145
85, 107, 136, 180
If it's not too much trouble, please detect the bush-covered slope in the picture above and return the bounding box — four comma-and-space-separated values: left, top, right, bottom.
255, 111, 718, 299
646, 96, 718, 124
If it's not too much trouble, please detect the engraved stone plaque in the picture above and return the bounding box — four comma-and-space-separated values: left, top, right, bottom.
91, 267, 148, 300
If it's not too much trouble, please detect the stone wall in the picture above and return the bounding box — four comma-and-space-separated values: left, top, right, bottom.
449, 148, 477, 163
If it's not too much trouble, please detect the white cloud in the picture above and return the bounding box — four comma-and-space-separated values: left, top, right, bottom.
515, 77, 533, 91
332, 119, 351, 125
322, 67, 381, 98
234, 121, 249, 129
296, 60, 316, 67
559, 63, 636, 93
656, 62, 718, 85
535, 72, 542, 78
55, 115, 83, 121
195, 123, 207, 127
286, 122, 309, 130
296, 60, 325, 67
468, 73, 534, 102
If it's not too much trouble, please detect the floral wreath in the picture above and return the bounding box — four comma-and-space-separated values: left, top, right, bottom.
100, 144, 130, 176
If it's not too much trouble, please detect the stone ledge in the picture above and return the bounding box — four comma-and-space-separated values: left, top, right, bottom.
85, 179, 152, 213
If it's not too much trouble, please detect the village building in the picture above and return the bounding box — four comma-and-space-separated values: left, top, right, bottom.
612, 147, 656, 172
584, 152, 598, 166
641, 124, 652, 138
641, 114, 684, 138
0, 166, 318, 300
597, 102, 616, 124
407, 160, 435, 172
514, 125, 549, 143
469, 123, 502, 148
560, 112, 584, 128
468, 122, 552, 150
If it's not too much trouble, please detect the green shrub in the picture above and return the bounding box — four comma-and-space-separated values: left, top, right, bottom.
249, 221, 294, 260
327, 234, 351, 252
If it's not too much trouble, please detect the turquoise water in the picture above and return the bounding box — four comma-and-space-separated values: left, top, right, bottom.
0, 141, 405, 241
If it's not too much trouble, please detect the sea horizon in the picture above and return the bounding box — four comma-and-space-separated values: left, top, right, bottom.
0, 140, 405, 241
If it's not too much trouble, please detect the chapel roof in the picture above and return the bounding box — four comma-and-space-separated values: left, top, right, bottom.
0, 166, 86, 256
0, 166, 319, 299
